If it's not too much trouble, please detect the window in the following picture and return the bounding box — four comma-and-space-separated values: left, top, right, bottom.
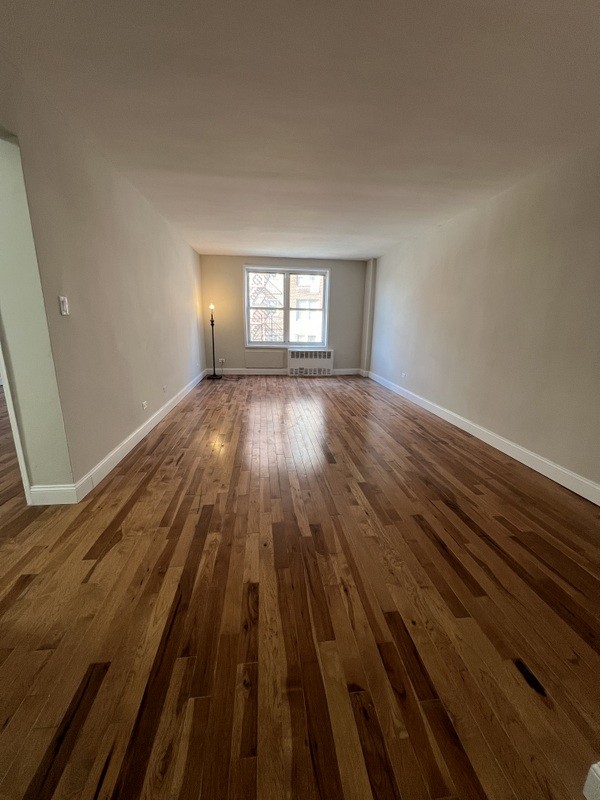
245, 267, 329, 346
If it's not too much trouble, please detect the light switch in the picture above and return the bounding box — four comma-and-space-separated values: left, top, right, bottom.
59, 296, 69, 316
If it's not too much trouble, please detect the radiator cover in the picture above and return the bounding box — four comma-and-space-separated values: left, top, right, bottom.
288, 349, 334, 376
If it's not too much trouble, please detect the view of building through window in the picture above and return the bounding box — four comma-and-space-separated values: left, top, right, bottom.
289, 273, 324, 343
246, 269, 327, 345
247, 271, 285, 342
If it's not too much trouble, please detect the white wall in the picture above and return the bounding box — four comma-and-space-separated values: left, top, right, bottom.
371, 145, 600, 489
0, 136, 72, 487
0, 58, 205, 488
200, 255, 366, 372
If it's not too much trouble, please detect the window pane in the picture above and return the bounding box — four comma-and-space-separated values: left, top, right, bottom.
289, 309, 323, 343
289, 273, 324, 309
249, 308, 284, 342
248, 271, 284, 307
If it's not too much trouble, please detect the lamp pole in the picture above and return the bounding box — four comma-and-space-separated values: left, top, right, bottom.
207, 304, 222, 380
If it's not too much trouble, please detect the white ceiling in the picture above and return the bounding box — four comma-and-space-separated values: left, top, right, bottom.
2, 0, 600, 259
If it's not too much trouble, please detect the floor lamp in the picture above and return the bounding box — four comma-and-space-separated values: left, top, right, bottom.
207, 303, 222, 380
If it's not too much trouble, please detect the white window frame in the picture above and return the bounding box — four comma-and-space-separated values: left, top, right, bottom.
244, 266, 330, 348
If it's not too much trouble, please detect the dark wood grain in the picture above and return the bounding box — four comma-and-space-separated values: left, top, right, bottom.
22, 662, 109, 800
0, 377, 598, 800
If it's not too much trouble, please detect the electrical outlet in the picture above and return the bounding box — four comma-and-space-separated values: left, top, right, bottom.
162, 385, 167, 393
142, 400, 148, 410
218, 358, 225, 366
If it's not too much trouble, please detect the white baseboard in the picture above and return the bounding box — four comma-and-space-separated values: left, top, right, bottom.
29, 372, 205, 506
207, 367, 362, 376
29, 484, 79, 504
368, 372, 600, 507
585, 763, 600, 800
221, 367, 288, 375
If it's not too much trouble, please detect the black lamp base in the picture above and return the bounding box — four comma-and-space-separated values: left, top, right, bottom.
206, 373, 222, 380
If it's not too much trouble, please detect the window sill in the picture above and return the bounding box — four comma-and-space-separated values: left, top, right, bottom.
245, 343, 329, 349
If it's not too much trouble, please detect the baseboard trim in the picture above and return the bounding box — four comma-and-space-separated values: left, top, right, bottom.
222, 367, 288, 375
584, 763, 600, 800
208, 367, 362, 376
368, 372, 600, 507
29, 484, 79, 505
29, 372, 205, 505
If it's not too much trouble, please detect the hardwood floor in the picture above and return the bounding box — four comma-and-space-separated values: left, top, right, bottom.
0, 376, 599, 800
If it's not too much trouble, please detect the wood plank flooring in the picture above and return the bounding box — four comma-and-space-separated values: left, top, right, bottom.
0, 376, 599, 800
